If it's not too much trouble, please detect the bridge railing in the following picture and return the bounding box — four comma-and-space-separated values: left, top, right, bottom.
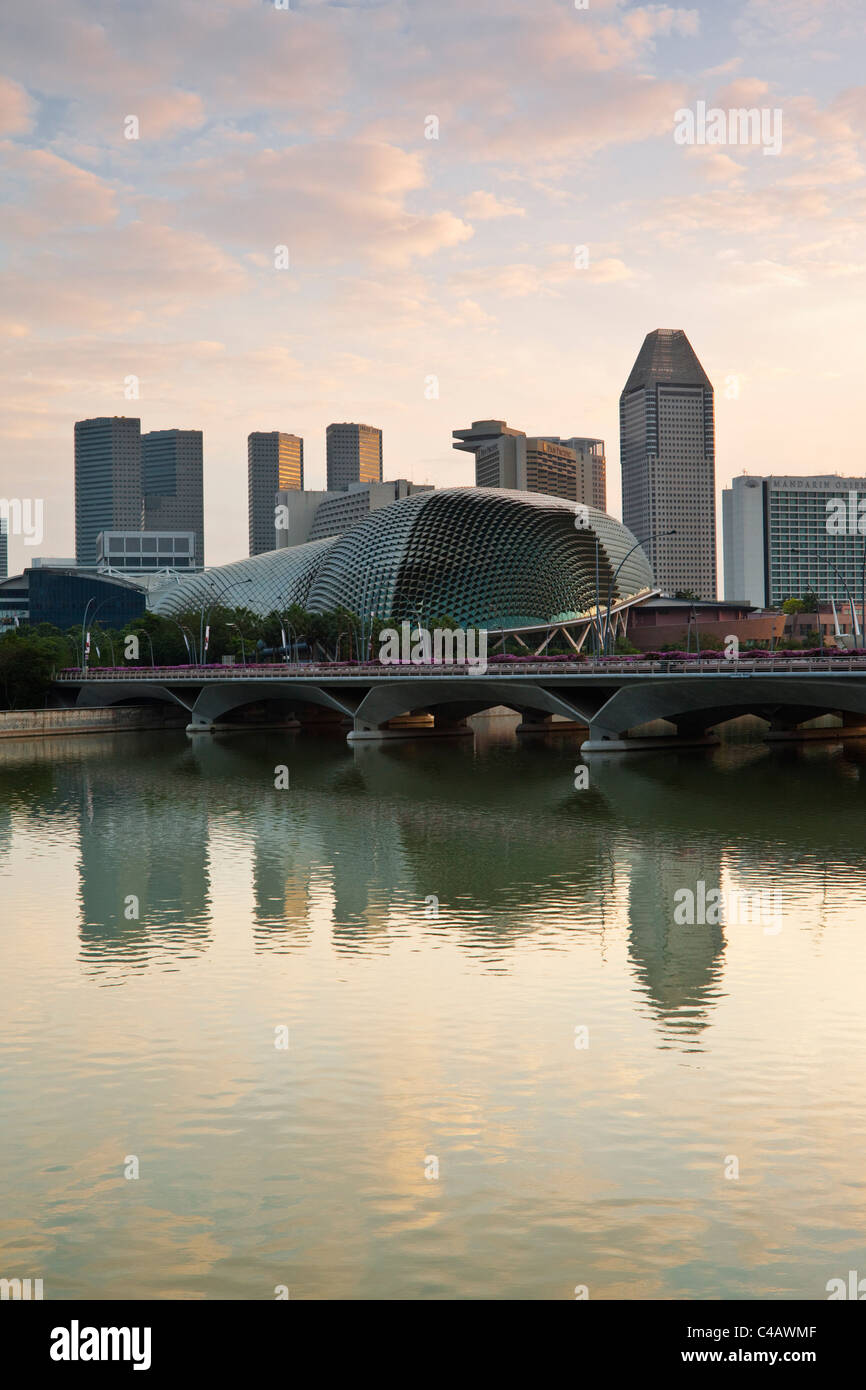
54, 655, 866, 681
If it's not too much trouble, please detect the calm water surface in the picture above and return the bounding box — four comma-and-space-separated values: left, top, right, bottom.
1, 719, 865, 1299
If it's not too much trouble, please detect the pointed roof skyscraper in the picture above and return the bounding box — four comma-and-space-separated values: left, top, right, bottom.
620, 329, 717, 599
623, 329, 712, 394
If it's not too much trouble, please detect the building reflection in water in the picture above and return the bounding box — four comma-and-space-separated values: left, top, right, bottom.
1, 724, 865, 1044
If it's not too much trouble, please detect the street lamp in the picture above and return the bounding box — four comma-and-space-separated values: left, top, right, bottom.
601, 529, 676, 656
790, 545, 856, 646
199, 578, 253, 663
177, 621, 196, 663
227, 621, 247, 665
95, 630, 116, 667
80, 596, 112, 671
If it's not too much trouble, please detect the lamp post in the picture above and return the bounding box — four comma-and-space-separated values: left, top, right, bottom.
790, 545, 857, 646
199, 578, 253, 664
97, 631, 116, 667
178, 622, 196, 663
80, 596, 111, 672
227, 621, 247, 665
829, 559, 858, 642
275, 594, 292, 664
164, 618, 196, 663
601, 529, 676, 655
81, 597, 96, 672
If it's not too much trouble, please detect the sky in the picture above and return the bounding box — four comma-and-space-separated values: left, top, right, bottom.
2, 0, 866, 572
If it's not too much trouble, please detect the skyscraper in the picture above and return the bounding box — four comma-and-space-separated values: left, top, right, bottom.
248, 432, 304, 556
620, 330, 716, 598
723, 473, 866, 608
326, 423, 382, 491
0, 518, 7, 580
74, 416, 142, 565
453, 420, 605, 508
549, 437, 606, 512
142, 429, 205, 567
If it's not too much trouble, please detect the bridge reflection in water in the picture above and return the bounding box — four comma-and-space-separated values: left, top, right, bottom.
54, 656, 866, 749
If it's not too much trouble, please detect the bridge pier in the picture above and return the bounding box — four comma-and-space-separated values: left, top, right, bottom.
186, 714, 218, 733
766, 710, 866, 741
581, 717, 719, 753
347, 711, 473, 742
515, 712, 588, 734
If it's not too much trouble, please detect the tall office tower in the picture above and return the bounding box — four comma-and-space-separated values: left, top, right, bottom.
142, 429, 205, 567
722, 474, 765, 606
248, 432, 304, 556
0, 519, 7, 579
74, 416, 142, 565
620, 329, 716, 598
454, 420, 601, 506
453, 420, 527, 489
553, 437, 606, 511
326, 422, 382, 491
723, 473, 866, 608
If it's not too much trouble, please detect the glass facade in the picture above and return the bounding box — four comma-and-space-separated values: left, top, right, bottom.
326, 423, 382, 492
27, 570, 146, 630
74, 417, 142, 566
142, 429, 205, 568
248, 432, 304, 557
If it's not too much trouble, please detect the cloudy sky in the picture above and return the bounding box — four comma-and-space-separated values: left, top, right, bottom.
2, 0, 865, 570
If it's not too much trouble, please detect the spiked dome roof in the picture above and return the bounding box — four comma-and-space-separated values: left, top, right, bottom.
149, 488, 654, 630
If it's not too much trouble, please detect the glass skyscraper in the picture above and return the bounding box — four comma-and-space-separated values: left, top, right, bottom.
248, 432, 304, 556
74, 416, 143, 566
142, 428, 205, 567
326, 422, 382, 492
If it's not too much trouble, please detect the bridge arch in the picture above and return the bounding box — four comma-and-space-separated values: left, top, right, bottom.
350, 679, 591, 730
187, 681, 358, 729
587, 676, 866, 741
75, 683, 193, 714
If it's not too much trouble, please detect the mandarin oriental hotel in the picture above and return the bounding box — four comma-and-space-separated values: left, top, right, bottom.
723, 474, 866, 608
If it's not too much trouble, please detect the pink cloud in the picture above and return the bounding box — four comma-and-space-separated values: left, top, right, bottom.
0, 75, 33, 134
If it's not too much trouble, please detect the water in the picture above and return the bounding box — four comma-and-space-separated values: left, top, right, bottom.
1, 719, 865, 1300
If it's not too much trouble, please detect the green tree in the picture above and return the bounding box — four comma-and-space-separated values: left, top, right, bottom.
0, 630, 70, 709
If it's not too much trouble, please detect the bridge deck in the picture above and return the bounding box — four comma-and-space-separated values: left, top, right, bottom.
54, 656, 866, 684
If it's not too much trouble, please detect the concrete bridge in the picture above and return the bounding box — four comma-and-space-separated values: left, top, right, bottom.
52, 655, 866, 750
